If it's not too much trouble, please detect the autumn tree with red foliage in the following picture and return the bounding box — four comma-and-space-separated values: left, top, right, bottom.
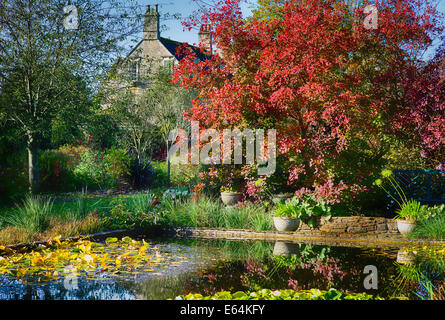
172, 0, 443, 203
398, 38, 444, 169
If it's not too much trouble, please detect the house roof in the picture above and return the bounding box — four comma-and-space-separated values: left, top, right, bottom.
125, 37, 211, 61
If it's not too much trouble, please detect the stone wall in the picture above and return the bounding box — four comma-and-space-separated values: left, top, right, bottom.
297, 216, 398, 234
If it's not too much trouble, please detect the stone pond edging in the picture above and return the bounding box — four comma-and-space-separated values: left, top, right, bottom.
298, 216, 399, 234
160, 226, 445, 248
156, 216, 445, 249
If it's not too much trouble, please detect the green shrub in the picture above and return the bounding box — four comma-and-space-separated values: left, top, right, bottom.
421, 204, 445, 220
0, 163, 27, 204
170, 164, 201, 188
103, 147, 131, 182
102, 196, 159, 230
73, 147, 115, 190
151, 162, 168, 187
151, 161, 201, 188
40, 150, 78, 192
40, 144, 127, 192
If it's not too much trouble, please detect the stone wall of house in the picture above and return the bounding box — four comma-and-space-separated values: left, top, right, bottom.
297, 216, 399, 234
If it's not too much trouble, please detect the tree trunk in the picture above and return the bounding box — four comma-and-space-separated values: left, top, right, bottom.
27, 135, 40, 194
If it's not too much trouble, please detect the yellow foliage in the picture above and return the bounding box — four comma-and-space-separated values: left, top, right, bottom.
0, 237, 184, 283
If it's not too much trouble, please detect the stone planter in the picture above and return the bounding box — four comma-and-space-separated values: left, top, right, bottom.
273, 216, 300, 232
221, 192, 243, 207
273, 241, 300, 256
272, 193, 293, 204
397, 219, 416, 235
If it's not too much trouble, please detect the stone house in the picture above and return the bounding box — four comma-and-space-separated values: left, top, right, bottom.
104, 4, 212, 96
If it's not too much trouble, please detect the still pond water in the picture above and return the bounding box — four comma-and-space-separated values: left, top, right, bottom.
0, 238, 443, 300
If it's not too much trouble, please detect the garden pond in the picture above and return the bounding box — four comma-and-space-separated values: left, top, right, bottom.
0, 236, 444, 300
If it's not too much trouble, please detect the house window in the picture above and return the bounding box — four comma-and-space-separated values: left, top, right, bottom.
129, 61, 139, 81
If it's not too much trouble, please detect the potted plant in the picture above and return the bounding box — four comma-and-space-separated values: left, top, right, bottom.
272, 195, 333, 231
375, 169, 424, 235
394, 200, 423, 235
271, 198, 302, 232
220, 186, 243, 207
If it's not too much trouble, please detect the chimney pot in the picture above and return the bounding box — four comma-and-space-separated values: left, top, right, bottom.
198, 24, 213, 54
144, 4, 160, 40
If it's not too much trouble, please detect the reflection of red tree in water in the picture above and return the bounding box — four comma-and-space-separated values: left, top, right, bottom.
300, 257, 348, 284
184, 255, 357, 295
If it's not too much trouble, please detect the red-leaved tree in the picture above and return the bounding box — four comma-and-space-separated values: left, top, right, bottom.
398, 38, 444, 169
173, 0, 443, 202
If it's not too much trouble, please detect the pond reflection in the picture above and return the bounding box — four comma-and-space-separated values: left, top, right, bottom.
1, 238, 445, 300
393, 246, 445, 300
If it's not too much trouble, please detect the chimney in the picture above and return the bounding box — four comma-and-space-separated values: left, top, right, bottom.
144, 4, 160, 40
198, 24, 213, 54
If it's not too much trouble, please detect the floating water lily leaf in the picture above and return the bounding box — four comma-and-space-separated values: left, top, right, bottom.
121, 236, 132, 244
105, 237, 118, 245
0, 236, 176, 283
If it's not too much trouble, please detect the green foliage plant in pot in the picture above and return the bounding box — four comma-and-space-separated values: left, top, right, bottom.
375, 169, 424, 235
272, 198, 302, 232
394, 200, 424, 235
272, 195, 332, 232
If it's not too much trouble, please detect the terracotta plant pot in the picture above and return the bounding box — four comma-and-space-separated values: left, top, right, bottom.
397, 219, 416, 235
221, 192, 243, 206
273, 216, 300, 232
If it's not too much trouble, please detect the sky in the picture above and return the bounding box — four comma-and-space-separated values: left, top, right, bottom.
153, 0, 256, 44
121, 0, 255, 52
123, 0, 444, 59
